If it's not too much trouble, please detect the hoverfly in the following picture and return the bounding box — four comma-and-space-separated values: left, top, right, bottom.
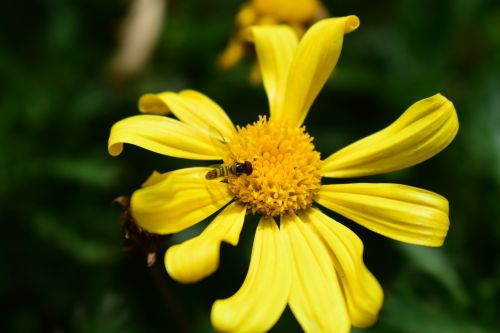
114, 196, 169, 267
205, 126, 253, 181
205, 160, 253, 180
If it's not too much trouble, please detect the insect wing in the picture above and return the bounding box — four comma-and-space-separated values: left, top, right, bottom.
208, 125, 232, 159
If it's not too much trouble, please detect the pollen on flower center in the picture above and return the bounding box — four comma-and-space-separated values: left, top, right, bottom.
225, 116, 322, 217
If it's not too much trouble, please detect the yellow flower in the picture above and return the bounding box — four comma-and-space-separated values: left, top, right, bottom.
218, 0, 327, 77
108, 16, 458, 333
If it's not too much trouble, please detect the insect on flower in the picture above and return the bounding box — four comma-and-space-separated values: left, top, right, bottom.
205, 126, 253, 181
205, 161, 253, 180
108, 16, 458, 333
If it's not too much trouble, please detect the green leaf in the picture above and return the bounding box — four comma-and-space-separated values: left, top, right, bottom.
397, 243, 468, 306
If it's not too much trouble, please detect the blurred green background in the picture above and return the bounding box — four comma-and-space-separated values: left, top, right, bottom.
1, 0, 499, 332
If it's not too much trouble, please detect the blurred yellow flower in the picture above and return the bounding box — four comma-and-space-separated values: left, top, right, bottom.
108, 16, 458, 333
219, 0, 327, 81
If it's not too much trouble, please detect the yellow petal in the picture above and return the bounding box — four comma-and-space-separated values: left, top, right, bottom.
136, 93, 170, 115
142, 167, 202, 187
316, 183, 450, 246
249, 62, 263, 86
138, 90, 236, 140
253, 0, 322, 22
235, 4, 257, 27
302, 208, 383, 328
251, 25, 298, 120
280, 16, 360, 128
141, 170, 167, 187
165, 202, 246, 283
281, 214, 350, 333
218, 38, 245, 70
131, 167, 233, 234
108, 114, 223, 160
211, 217, 291, 333
322, 94, 459, 177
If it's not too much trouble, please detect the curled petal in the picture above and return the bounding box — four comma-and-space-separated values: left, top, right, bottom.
138, 90, 236, 140
316, 183, 450, 246
136, 93, 170, 115
251, 25, 298, 120
165, 202, 246, 283
281, 214, 350, 333
131, 167, 233, 234
280, 16, 360, 128
211, 217, 291, 333
302, 208, 383, 328
322, 94, 459, 177
108, 115, 223, 160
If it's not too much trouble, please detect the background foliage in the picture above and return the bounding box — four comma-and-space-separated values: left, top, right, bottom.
1, 0, 499, 332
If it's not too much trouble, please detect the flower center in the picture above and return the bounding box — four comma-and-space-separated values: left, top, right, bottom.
225, 116, 321, 217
